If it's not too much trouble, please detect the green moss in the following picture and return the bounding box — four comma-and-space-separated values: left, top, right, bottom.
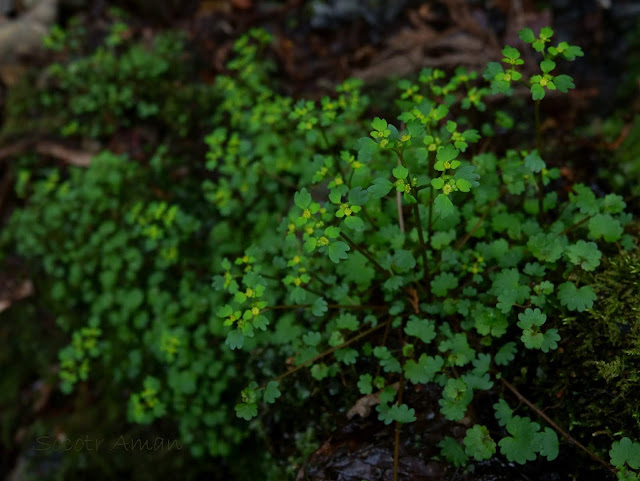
541, 244, 640, 454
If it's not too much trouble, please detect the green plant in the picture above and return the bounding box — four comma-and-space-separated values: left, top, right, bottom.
3, 19, 216, 141
3, 151, 249, 459
529, 246, 640, 478
211, 26, 637, 477
0, 26, 369, 478
4, 22, 640, 480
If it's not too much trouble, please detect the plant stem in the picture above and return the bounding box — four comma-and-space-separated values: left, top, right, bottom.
534, 100, 544, 221
264, 303, 387, 312
454, 188, 505, 251
426, 148, 435, 240
499, 377, 616, 474
259, 319, 391, 389
319, 128, 331, 150
413, 203, 429, 291
340, 232, 389, 276
534, 100, 542, 153
361, 205, 376, 226
558, 215, 592, 236
428, 186, 434, 243
427, 149, 435, 302
375, 318, 393, 379
397, 190, 405, 233
301, 284, 325, 297
396, 152, 406, 233
393, 375, 405, 481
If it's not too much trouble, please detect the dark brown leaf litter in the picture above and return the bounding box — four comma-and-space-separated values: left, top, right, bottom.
52, 0, 640, 118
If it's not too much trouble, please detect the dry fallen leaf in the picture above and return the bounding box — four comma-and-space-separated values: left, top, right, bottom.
35, 142, 93, 167
346, 382, 399, 419
346, 392, 380, 419
0, 279, 34, 314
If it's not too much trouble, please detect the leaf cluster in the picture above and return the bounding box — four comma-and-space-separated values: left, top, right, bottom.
2, 23, 637, 477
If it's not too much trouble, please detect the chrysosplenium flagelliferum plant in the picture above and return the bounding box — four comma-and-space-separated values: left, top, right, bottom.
3, 26, 369, 466
6, 22, 639, 478
214, 27, 640, 476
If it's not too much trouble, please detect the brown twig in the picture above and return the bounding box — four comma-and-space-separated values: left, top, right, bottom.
558, 215, 592, 237
499, 377, 615, 474
0, 140, 94, 167
35, 142, 93, 167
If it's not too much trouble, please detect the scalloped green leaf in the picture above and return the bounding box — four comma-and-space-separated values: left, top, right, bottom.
437, 144, 459, 163
328, 241, 350, 263
235, 402, 257, 420
344, 215, 364, 231
263, 381, 281, 404
610, 437, 640, 470
498, 416, 540, 464
357, 374, 373, 395
404, 317, 437, 344
392, 165, 408, 179
294, 188, 312, 209
368, 178, 393, 199
557, 282, 596, 312
464, 425, 496, 461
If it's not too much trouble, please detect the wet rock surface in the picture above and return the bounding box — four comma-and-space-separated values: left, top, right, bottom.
298, 384, 577, 481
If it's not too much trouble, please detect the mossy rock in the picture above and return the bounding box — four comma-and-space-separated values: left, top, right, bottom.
538, 245, 640, 459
